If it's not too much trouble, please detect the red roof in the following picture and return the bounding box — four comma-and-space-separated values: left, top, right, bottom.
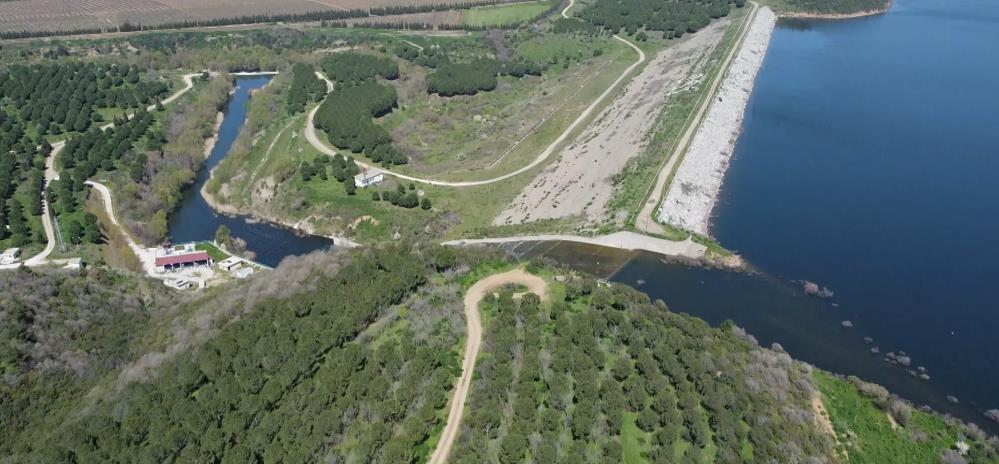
155, 251, 211, 267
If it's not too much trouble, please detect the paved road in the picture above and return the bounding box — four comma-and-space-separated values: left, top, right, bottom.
305, 33, 645, 187
427, 269, 549, 464
634, 1, 759, 235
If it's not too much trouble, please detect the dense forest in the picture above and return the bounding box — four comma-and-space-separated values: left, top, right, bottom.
285, 63, 327, 114
1, 247, 997, 462
320, 52, 400, 84
0, 61, 169, 251
313, 80, 407, 166
579, 0, 738, 37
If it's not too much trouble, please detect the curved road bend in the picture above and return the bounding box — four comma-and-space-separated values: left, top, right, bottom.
427, 269, 550, 464
24, 72, 274, 267
305, 34, 646, 187
634, 1, 759, 235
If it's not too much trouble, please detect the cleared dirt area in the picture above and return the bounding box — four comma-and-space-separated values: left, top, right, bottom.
0, 0, 506, 34
494, 19, 730, 226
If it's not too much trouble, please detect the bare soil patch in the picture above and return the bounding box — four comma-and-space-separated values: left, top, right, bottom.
495, 19, 730, 226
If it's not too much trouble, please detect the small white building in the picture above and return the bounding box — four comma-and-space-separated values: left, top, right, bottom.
217, 256, 243, 272
0, 248, 21, 265
354, 169, 385, 188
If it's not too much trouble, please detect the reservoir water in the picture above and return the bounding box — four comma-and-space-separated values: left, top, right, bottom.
167, 76, 334, 267
614, 0, 999, 428
163, 3, 999, 428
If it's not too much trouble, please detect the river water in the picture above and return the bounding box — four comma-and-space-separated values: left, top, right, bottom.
167, 76, 333, 267
614, 0, 999, 428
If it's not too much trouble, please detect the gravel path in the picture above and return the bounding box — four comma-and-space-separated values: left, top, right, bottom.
657, 6, 776, 235
444, 231, 707, 260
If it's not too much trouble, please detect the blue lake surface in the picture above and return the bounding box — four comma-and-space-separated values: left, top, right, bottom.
167, 76, 334, 267
615, 0, 999, 427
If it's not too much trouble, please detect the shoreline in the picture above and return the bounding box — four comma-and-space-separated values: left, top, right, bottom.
778, 0, 891, 19
657, 6, 776, 236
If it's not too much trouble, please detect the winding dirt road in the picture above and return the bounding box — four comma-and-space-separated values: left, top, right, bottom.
22, 73, 204, 267
427, 269, 549, 464
305, 34, 645, 187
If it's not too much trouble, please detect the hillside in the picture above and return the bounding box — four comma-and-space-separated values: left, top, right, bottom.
2, 246, 996, 462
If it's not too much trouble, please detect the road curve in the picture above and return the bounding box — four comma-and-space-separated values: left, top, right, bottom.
427, 269, 549, 464
22, 73, 204, 267
305, 34, 645, 187
561, 0, 575, 18
635, 1, 759, 235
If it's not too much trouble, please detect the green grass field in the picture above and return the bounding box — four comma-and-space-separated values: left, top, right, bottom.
814, 371, 999, 463
462, 0, 556, 27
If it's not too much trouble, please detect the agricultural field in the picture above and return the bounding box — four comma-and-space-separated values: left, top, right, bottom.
462, 0, 556, 27
0, 0, 528, 37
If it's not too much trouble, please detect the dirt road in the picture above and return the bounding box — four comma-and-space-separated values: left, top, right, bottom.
427, 269, 549, 464
635, 1, 759, 235
305, 36, 645, 187
496, 18, 729, 225
22, 72, 203, 267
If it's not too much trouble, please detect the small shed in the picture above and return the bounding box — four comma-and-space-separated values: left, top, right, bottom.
0, 248, 21, 265
354, 169, 385, 188
218, 256, 243, 272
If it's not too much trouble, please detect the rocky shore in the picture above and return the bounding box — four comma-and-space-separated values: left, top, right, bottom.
657, 6, 776, 235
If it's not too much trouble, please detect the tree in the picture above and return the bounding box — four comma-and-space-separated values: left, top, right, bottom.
66, 219, 83, 245
344, 178, 356, 196
420, 198, 431, 210
82, 213, 102, 243
215, 224, 232, 248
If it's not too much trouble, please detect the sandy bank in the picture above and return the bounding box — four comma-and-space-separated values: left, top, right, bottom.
657, 6, 776, 235
444, 231, 708, 261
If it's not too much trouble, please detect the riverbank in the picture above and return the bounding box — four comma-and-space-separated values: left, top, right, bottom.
199, 182, 361, 248
657, 6, 776, 235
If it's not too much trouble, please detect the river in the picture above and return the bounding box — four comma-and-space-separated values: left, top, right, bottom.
167, 76, 334, 267
615, 0, 999, 429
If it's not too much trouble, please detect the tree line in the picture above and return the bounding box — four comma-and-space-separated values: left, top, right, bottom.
578, 0, 737, 38
0, 0, 526, 40
0, 62, 168, 137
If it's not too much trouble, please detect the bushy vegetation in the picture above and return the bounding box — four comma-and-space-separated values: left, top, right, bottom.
320, 52, 400, 84
424, 58, 541, 97
815, 371, 999, 463
579, 0, 737, 38
285, 63, 326, 114
113, 77, 233, 244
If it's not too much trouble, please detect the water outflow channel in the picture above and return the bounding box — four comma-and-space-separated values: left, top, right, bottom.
167, 76, 333, 267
